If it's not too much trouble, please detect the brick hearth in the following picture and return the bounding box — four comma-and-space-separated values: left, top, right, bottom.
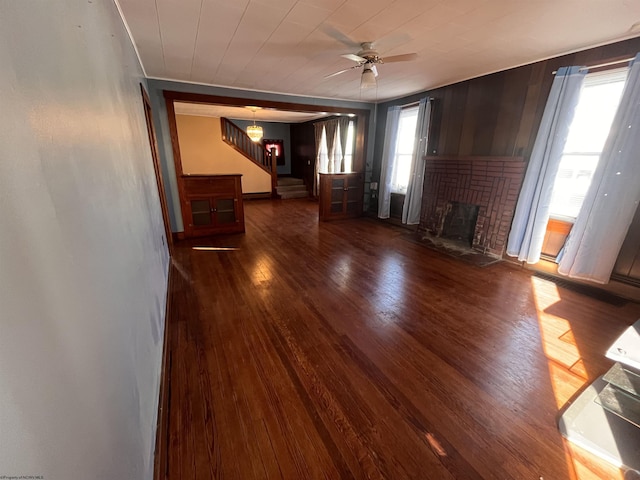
419, 156, 526, 256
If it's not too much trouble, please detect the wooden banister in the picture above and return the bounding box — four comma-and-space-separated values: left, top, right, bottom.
220, 117, 279, 198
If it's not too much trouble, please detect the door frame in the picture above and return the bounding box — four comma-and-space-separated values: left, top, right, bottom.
141, 84, 173, 253
162, 89, 371, 236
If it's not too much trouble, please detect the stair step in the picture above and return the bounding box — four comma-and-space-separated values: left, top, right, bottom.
277, 177, 304, 186
277, 184, 307, 193
279, 190, 309, 199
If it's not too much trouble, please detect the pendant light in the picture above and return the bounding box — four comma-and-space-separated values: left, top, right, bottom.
246, 107, 263, 142
361, 64, 378, 89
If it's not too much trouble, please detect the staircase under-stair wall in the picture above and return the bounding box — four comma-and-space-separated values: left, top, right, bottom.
221, 117, 278, 198
277, 177, 309, 199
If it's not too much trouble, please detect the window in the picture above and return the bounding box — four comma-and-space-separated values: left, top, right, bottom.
390, 106, 419, 193
317, 120, 355, 173
340, 121, 355, 172
317, 127, 329, 173
549, 68, 628, 221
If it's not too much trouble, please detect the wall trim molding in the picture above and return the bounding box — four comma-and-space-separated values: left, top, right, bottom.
153, 261, 174, 480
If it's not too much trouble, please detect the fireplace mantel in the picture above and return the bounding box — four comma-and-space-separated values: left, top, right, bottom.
420, 155, 526, 256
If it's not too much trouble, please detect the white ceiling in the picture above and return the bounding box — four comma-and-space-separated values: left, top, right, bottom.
118, 0, 640, 102
174, 102, 333, 122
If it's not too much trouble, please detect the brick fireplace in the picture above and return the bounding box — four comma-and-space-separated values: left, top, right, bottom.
419, 156, 526, 257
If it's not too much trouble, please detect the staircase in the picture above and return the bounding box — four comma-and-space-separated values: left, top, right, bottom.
220, 117, 278, 198
277, 178, 308, 199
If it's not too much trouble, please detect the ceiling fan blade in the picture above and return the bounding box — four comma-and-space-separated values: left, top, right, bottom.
382, 53, 418, 63
324, 66, 359, 79
341, 53, 366, 63
321, 25, 360, 49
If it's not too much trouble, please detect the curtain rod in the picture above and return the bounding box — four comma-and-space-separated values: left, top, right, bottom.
401, 97, 434, 108
552, 56, 634, 74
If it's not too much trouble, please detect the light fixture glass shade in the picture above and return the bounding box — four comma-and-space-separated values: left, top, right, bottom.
246, 124, 263, 142
361, 67, 377, 89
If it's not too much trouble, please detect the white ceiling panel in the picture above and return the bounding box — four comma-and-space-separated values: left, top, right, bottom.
155, 0, 202, 76
285, 2, 333, 29
190, 0, 246, 82
213, 1, 291, 84
118, 0, 640, 102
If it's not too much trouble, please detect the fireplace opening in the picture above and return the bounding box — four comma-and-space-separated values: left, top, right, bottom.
441, 202, 479, 247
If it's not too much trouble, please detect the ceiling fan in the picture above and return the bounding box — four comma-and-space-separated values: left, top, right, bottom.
325, 42, 418, 88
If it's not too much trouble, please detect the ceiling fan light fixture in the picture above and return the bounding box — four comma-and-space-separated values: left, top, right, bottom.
361, 65, 377, 89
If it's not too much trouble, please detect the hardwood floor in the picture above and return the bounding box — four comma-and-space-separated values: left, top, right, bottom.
165, 198, 640, 479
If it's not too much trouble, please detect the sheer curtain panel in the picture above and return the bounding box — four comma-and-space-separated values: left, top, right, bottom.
506, 66, 586, 263
313, 123, 324, 197
378, 106, 402, 219
324, 120, 338, 173
402, 98, 432, 225
558, 53, 640, 283
337, 117, 350, 172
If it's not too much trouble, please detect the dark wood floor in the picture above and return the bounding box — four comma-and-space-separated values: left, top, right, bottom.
165, 198, 640, 480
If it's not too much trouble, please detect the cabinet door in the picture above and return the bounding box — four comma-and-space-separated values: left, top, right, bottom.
330, 177, 346, 214
213, 197, 237, 225
189, 198, 214, 227
345, 176, 361, 215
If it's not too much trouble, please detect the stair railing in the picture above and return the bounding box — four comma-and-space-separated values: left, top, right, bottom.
220, 117, 278, 198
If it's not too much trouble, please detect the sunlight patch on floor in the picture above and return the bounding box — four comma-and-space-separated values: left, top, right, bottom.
531, 276, 586, 408
531, 276, 624, 480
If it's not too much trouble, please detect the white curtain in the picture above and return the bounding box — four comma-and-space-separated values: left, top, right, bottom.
402, 98, 432, 225
337, 117, 350, 172
506, 66, 586, 263
325, 120, 338, 173
312, 123, 324, 197
558, 53, 640, 283
378, 106, 402, 219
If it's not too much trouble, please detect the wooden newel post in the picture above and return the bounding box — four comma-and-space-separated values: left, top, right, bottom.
270, 147, 278, 198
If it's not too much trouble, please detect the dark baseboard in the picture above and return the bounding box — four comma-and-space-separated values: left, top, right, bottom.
153, 260, 173, 480
172, 231, 185, 242
243, 192, 272, 200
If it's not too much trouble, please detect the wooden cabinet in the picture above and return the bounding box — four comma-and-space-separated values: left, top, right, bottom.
319, 172, 363, 221
181, 174, 244, 237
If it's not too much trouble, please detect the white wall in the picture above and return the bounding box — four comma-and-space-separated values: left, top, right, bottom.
0, 1, 169, 479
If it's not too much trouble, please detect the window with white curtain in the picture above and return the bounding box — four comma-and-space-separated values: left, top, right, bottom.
549, 68, 628, 221
317, 126, 329, 173
390, 106, 419, 193
344, 121, 356, 172
317, 120, 355, 173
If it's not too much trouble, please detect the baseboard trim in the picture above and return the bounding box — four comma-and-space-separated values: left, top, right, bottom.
153, 260, 173, 480
172, 231, 185, 242
243, 192, 272, 200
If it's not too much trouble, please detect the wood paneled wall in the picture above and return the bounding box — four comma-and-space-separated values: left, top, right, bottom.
371, 37, 640, 283
290, 121, 316, 194
373, 37, 640, 180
